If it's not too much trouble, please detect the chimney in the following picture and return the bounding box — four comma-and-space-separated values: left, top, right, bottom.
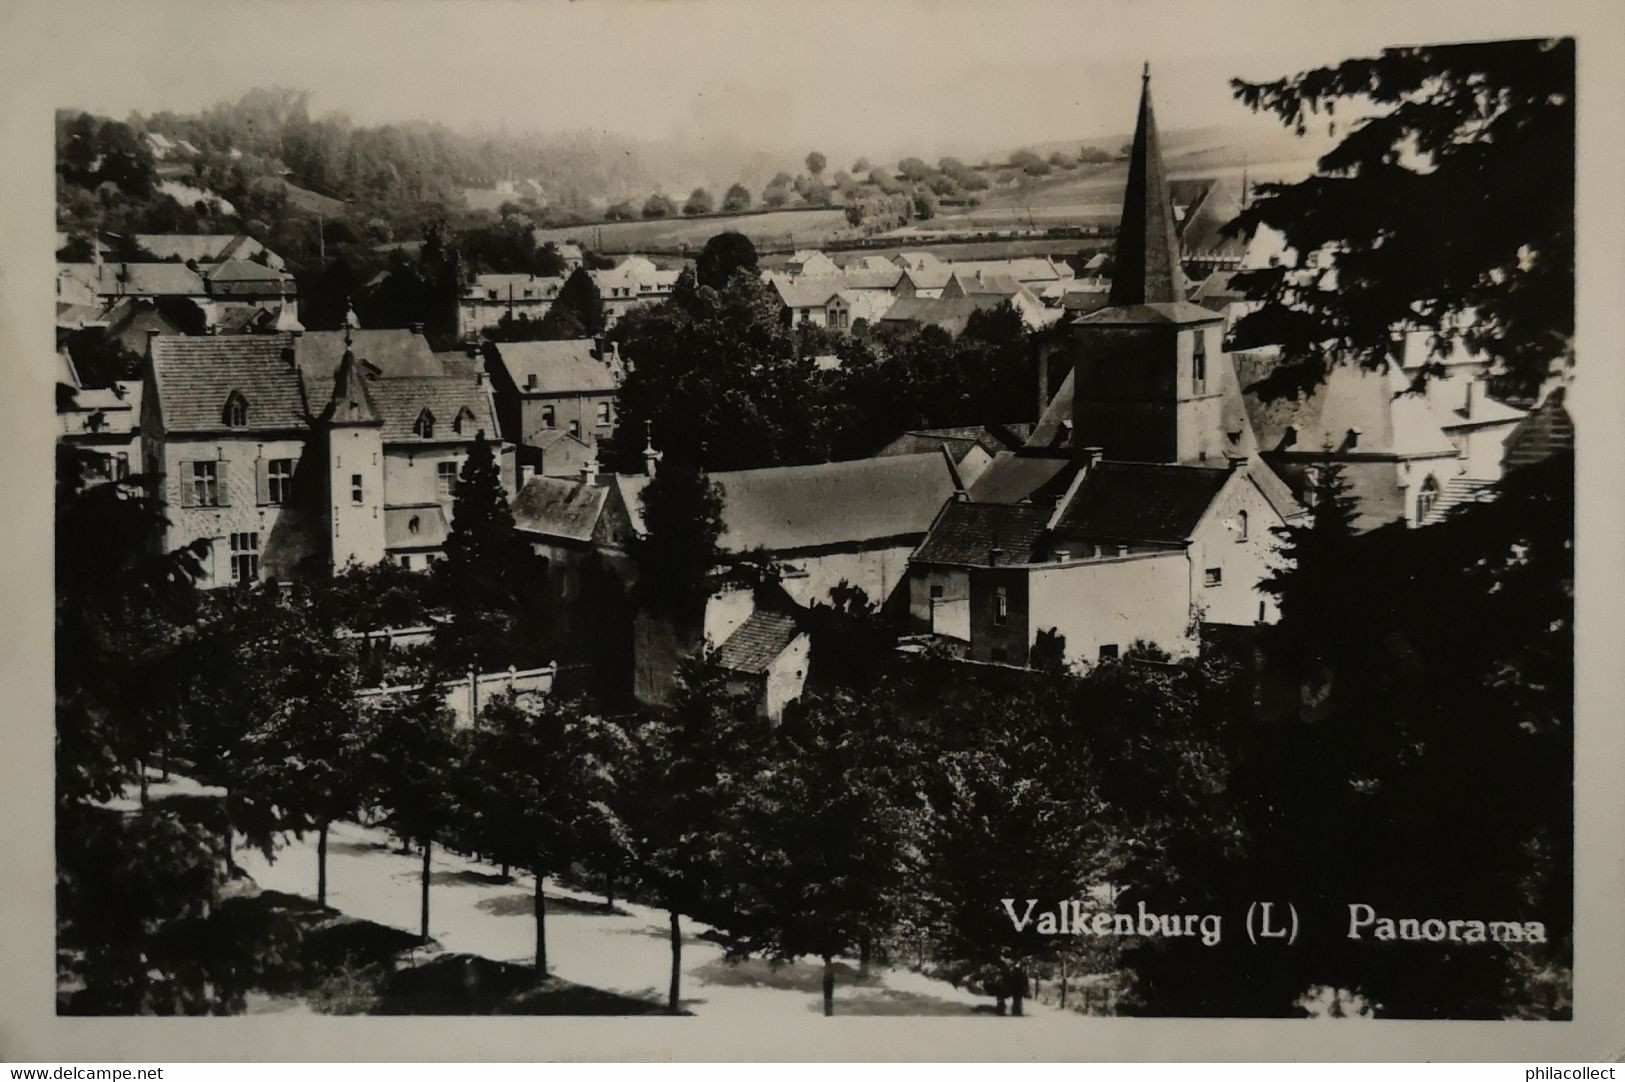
410, 322, 424, 335
579, 456, 598, 485
1084, 445, 1104, 469
1346, 427, 1361, 450
988, 546, 1004, 566
1054, 549, 1071, 563
519, 464, 535, 487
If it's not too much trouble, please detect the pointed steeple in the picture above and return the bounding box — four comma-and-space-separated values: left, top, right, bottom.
1108, 64, 1187, 306
327, 341, 381, 425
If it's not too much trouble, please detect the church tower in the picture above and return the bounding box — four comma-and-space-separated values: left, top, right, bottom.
1071, 65, 1233, 465
322, 331, 386, 571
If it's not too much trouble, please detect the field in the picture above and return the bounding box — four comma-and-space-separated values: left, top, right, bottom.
536, 208, 853, 254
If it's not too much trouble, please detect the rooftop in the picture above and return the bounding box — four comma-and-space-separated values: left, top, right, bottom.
913, 499, 1052, 567
511, 475, 610, 543
1052, 460, 1234, 545
488, 339, 622, 395
713, 608, 802, 676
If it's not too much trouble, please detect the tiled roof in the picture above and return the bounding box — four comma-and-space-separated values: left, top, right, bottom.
369, 376, 498, 443
327, 351, 382, 425
1075, 301, 1221, 326
489, 339, 622, 395
300, 330, 448, 380
149, 336, 308, 433
913, 499, 1052, 566
135, 234, 267, 264
714, 452, 958, 554
951, 258, 1070, 283
879, 295, 1004, 335
966, 452, 1077, 504
770, 275, 844, 309
1052, 461, 1233, 545
713, 609, 801, 676
511, 476, 610, 543
900, 265, 955, 290
839, 267, 903, 291
203, 260, 287, 283
384, 504, 449, 550
96, 262, 207, 297
1502, 387, 1573, 471
894, 251, 945, 272
945, 270, 1030, 298
1233, 351, 1459, 458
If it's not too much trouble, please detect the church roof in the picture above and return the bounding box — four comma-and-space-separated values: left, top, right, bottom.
1107, 67, 1188, 308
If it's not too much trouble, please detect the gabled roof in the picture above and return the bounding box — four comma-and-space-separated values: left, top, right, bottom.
1052, 461, 1234, 545
1025, 369, 1076, 451
466, 273, 564, 300
879, 294, 1004, 335
913, 499, 1052, 567
944, 270, 1032, 299
134, 234, 269, 264
951, 258, 1072, 284
1075, 300, 1220, 326
1109, 69, 1187, 306
203, 259, 287, 284
770, 275, 845, 309
148, 336, 307, 433
368, 376, 498, 443
877, 426, 1022, 462
1233, 351, 1460, 458
714, 608, 802, 676
511, 476, 610, 543
490, 339, 623, 396
894, 251, 945, 272
899, 264, 955, 290
94, 262, 207, 297
299, 329, 448, 380
715, 452, 959, 554
384, 504, 450, 550
965, 451, 1078, 505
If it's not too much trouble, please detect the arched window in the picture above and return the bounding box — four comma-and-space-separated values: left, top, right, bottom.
223, 391, 249, 427
1417, 474, 1441, 523
414, 409, 435, 439
1236, 509, 1249, 541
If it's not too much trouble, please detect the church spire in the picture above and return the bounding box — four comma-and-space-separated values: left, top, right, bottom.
1108, 64, 1187, 306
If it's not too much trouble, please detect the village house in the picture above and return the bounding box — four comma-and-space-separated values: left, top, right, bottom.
56, 256, 299, 330
939, 270, 1059, 329
482, 337, 624, 477
56, 348, 142, 487
458, 273, 564, 340
141, 328, 512, 586
591, 256, 681, 327
133, 233, 287, 270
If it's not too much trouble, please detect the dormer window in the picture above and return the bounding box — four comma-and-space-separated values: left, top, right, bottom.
414, 409, 435, 439
224, 391, 249, 427
452, 406, 477, 435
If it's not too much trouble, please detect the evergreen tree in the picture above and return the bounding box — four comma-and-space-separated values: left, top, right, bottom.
629, 461, 725, 620
695, 231, 758, 291
539, 266, 608, 339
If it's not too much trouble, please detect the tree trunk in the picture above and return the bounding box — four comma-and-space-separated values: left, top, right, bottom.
419, 840, 432, 945
858, 930, 872, 976
668, 908, 682, 1013
317, 821, 329, 907
221, 790, 235, 875
501, 861, 510, 880
1010, 968, 1025, 1017
995, 993, 1007, 1016
605, 870, 615, 911
137, 760, 148, 807
534, 872, 548, 976
822, 954, 836, 1017
1059, 955, 1068, 1010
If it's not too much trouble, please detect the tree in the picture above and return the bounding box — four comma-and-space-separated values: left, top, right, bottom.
604, 200, 637, 222
264, 590, 367, 908
641, 192, 678, 219
434, 431, 545, 670
539, 265, 608, 340
769, 171, 794, 189
1226, 38, 1573, 400
761, 184, 790, 208
805, 151, 827, 176
629, 462, 725, 620
721, 182, 753, 212
56, 445, 204, 809
627, 660, 770, 1011
695, 230, 758, 291
366, 680, 462, 944
729, 696, 910, 1015
682, 187, 714, 216
851, 157, 871, 174
912, 189, 938, 221
532, 241, 568, 277
465, 692, 632, 975
63, 327, 143, 389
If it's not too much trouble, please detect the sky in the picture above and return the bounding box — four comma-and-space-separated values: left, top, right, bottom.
17, 0, 1569, 165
